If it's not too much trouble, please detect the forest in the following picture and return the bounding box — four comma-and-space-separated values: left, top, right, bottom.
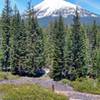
0, 0, 100, 82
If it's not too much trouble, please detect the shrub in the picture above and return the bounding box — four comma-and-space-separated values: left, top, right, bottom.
60, 79, 71, 85
72, 78, 100, 94
0, 72, 19, 80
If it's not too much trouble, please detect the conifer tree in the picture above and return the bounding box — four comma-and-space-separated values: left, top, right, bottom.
91, 20, 98, 50
91, 20, 98, 67
64, 27, 72, 71
43, 22, 55, 68
11, 5, 21, 71
0, 19, 3, 68
11, 5, 27, 75
92, 48, 100, 78
66, 9, 89, 78
1, 0, 12, 71
51, 15, 65, 81
17, 19, 27, 75
91, 20, 100, 77
26, 1, 45, 76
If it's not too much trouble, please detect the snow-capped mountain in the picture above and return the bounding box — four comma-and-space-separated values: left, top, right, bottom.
33, 0, 100, 27
34, 0, 97, 19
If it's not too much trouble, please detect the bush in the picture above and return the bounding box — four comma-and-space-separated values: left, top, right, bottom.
97, 77, 100, 82
72, 78, 100, 94
3, 73, 8, 80
76, 77, 87, 82
33, 68, 45, 77
60, 79, 71, 85
0, 72, 19, 80
12, 67, 45, 77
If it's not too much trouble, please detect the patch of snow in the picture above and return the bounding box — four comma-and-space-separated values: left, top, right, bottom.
34, 0, 97, 18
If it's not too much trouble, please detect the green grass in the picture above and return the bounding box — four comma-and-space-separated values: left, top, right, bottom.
60, 79, 71, 85
72, 78, 100, 95
0, 84, 67, 100
60, 78, 100, 95
0, 72, 19, 80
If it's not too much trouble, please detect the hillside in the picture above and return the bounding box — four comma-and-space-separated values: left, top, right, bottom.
0, 84, 67, 100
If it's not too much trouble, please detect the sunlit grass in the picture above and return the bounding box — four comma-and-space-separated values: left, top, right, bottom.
0, 84, 67, 100
60, 78, 100, 95
72, 78, 100, 94
0, 72, 19, 80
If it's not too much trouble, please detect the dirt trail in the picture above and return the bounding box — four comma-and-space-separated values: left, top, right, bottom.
0, 77, 100, 100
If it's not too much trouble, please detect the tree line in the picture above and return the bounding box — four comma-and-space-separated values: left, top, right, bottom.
0, 0, 100, 81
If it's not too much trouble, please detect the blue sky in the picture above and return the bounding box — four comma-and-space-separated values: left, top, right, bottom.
0, 0, 100, 15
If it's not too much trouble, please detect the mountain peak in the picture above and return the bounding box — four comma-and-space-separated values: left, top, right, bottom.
34, 0, 97, 18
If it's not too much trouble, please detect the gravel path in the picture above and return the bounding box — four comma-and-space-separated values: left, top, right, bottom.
0, 77, 100, 100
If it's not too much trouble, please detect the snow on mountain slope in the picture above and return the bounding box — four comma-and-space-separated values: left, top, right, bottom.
34, 0, 97, 19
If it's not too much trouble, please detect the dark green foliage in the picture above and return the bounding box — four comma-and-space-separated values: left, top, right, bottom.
43, 23, 55, 68
0, 0, 99, 81
26, 1, 45, 76
91, 20, 98, 50
11, 6, 21, 69
65, 10, 89, 79
27, 16, 44, 76
91, 21, 100, 77
1, 0, 12, 71
9, 3, 31, 76
10, 5, 27, 75
51, 15, 65, 81
90, 21, 98, 71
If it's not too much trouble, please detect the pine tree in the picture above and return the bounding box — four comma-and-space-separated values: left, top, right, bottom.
1, 0, 12, 71
93, 48, 100, 78
91, 21, 98, 67
17, 19, 27, 75
26, 1, 45, 76
0, 18, 3, 68
11, 5, 21, 71
51, 15, 65, 81
64, 27, 73, 72
66, 9, 89, 79
91, 20, 98, 50
11, 5, 27, 75
91, 20, 100, 77
43, 22, 55, 68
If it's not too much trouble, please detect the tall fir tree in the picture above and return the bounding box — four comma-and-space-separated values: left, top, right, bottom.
11, 5, 27, 75
43, 22, 55, 68
0, 18, 3, 68
51, 15, 65, 81
93, 47, 100, 78
11, 5, 21, 71
1, 0, 12, 71
66, 9, 89, 79
26, 1, 45, 76
91, 20, 98, 50
17, 19, 27, 75
64, 27, 72, 71
91, 20, 100, 77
